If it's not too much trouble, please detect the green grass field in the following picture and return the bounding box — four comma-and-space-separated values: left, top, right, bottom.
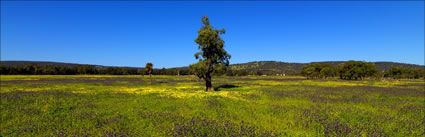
1, 75, 424, 136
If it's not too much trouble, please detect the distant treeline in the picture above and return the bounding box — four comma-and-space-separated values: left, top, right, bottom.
1, 64, 134, 75
384, 67, 425, 79
0, 64, 270, 76
301, 61, 425, 80
0, 64, 187, 75
1, 62, 423, 79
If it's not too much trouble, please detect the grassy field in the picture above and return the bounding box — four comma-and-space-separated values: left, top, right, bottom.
1, 75, 424, 136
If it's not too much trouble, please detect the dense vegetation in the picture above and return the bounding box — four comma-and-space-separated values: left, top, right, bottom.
384, 67, 424, 79
301, 63, 336, 79
0, 64, 190, 75
230, 61, 423, 74
338, 61, 378, 80
300, 61, 424, 80
1, 75, 424, 136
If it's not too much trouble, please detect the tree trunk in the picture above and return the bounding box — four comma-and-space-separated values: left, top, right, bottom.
150, 74, 152, 84
205, 74, 214, 91
205, 59, 214, 91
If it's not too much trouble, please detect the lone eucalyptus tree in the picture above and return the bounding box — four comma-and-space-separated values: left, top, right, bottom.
145, 63, 153, 84
194, 16, 231, 91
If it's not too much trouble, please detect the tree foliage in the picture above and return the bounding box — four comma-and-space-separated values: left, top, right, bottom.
145, 63, 154, 84
145, 63, 153, 76
189, 60, 208, 80
0, 64, 193, 75
338, 61, 378, 80
384, 67, 424, 79
301, 63, 336, 79
189, 60, 228, 79
194, 16, 231, 91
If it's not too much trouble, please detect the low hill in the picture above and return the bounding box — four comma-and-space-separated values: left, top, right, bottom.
230, 61, 424, 73
0, 61, 93, 67
0, 61, 138, 69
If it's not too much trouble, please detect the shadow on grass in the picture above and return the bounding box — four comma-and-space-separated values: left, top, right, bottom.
214, 84, 240, 91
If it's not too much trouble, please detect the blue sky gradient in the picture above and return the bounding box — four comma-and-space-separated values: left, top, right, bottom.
1, 1, 424, 68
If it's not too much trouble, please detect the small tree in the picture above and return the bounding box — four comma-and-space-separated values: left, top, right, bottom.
145, 63, 153, 84
194, 16, 231, 91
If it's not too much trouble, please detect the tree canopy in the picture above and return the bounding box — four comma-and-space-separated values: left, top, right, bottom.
339, 61, 378, 80
189, 60, 208, 80
194, 16, 231, 91
145, 63, 153, 75
384, 67, 424, 79
301, 63, 336, 79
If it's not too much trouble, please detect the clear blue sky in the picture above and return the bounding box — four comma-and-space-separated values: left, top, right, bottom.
1, 1, 424, 68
